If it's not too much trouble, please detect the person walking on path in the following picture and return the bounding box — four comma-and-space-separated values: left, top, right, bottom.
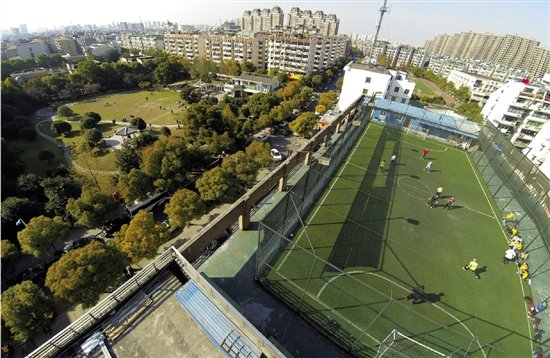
424, 161, 433, 173
462, 258, 480, 278
390, 154, 397, 165
422, 148, 429, 159
436, 186, 444, 198
380, 160, 385, 172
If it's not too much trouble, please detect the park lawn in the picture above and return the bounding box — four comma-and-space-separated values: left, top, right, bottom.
9, 137, 66, 177
68, 89, 185, 126
266, 122, 531, 357
411, 78, 436, 96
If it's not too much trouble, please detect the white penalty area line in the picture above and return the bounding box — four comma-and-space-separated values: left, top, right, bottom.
275, 122, 373, 272
317, 270, 487, 357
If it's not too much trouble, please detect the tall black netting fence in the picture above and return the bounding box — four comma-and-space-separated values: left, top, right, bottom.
255, 105, 524, 357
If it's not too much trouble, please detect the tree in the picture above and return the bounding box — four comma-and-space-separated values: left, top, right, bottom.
289, 112, 317, 138
118, 168, 155, 203
1, 197, 37, 225
160, 126, 171, 136
311, 75, 323, 90
455, 86, 471, 102
80, 116, 98, 129
41, 175, 82, 216
37, 149, 55, 162
315, 104, 328, 115
164, 189, 205, 229
46, 242, 128, 308
456, 102, 483, 123
245, 141, 272, 167
221, 151, 260, 185
84, 111, 101, 123
50, 120, 72, 136
66, 189, 117, 228
196, 166, 240, 203
83, 128, 103, 147
115, 143, 141, 173
1, 281, 53, 342
336, 76, 344, 90
17, 216, 70, 257
154, 58, 187, 85
56, 105, 74, 119
1, 240, 19, 261
115, 211, 170, 263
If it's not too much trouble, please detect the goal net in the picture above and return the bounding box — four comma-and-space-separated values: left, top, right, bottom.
376, 329, 446, 358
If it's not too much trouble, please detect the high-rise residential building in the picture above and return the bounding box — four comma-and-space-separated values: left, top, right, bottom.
241, 6, 287, 34
164, 31, 348, 76
287, 7, 339, 36
14, 40, 50, 60
482, 76, 550, 151
19, 24, 28, 35
522, 118, 550, 178
425, 32, 549, 78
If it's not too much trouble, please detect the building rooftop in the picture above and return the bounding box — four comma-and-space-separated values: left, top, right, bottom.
347, 62, 389, 75
236, 71, 279, 85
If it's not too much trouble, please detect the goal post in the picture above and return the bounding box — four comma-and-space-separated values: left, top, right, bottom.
376, 329, 446, 358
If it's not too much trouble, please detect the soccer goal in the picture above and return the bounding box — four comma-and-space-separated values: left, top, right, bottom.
376, 329, 446, 358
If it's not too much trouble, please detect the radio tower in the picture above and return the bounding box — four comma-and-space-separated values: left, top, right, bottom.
370, 0, 389, 63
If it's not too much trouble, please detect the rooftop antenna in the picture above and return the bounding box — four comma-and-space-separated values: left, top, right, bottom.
370, 0, 389, 63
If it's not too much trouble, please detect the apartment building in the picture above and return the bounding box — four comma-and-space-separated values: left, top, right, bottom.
287, 7, 339, 36
119, 33, 164, 52
265, 33, 348, 76
523, 119, 550, 178
164, 32, 202, 59
424, 32, 549, 78
241, 7, 284, 33
223, 72, 280, 97
447, 70, 505, 105
482, 76, 550, 151
10, 40, 50, 60
164, 31, 348, 76
337, 62, 415, 111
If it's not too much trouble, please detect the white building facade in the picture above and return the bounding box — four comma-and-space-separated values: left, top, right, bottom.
482, 75, 550, 151
337, 62, 415, 111
447, 70, 505, 105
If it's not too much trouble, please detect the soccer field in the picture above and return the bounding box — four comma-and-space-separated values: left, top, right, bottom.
262, 122, 532, 357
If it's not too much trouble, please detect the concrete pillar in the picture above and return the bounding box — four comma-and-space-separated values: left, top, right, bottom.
304, 151, 311, 165
278, 175, 287, 192
239, 213, 250, 230
336, 122, 341, 133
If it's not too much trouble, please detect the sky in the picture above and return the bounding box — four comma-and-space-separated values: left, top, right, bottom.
1, 0, 549, 48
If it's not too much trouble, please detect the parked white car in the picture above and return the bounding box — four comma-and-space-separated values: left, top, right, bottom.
270, 148, 283, 161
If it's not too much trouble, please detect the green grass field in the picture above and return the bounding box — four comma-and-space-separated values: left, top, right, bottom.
412, 79, 437, 96
68, 89, 184, 125
266, 122, 532, 356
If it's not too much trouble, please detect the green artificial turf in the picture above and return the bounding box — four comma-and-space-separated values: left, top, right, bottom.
265, 122, 532, 357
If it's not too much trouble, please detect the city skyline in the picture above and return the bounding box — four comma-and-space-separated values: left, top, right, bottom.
1, 0, 549, 48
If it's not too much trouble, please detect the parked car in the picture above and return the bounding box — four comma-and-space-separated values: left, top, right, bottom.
279, 128, 291, 136
270, 148, 283, 161
21, 263, 47, 282
63, 236, 95, 253
278, 121, 289, 128
254, 133, 269, 142
101, 215, 131, 238
265, 126, 277, 135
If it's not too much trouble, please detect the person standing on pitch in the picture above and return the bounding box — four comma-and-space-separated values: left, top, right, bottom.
390, 154, 397, 165
462, 258, 480, 279
422, 148, 429, 159
424, 161, 433, 173
380, 160, 385, 172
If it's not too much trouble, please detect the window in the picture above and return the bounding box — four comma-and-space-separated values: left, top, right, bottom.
404, 89, 410, 95
401, 98, 406, 103
391, 96, 396, 101
394, 87, 399, 93
365, 77, 371, 83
